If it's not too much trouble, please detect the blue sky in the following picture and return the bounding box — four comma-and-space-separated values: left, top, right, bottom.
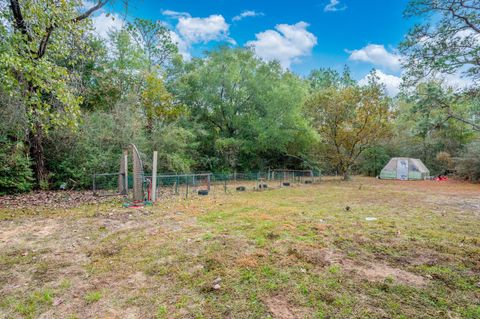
93, 0, 417, 95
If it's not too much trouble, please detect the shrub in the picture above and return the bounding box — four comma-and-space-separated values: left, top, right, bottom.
0, 138, 33, 194
357, 146, 390, 177
455, 141, 480, 182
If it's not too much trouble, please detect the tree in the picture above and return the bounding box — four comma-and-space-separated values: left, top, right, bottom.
401, 0, 480, 82
175, 48, 312, 171
392, 82, 476, 173
307, 67, 355, 91
127, 18, 178, 71
305, 71, 391, 180
1, 0, 109, 186
455, 141, 480, 182
140, 72, 182, 131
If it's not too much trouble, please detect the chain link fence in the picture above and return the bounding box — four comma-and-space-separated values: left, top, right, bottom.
93, 169, 321, 201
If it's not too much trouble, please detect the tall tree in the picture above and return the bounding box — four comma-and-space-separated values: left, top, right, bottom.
400, 0, 480, 132
127, 18, 178, 71
175, 48, 312, 171
305, 71, 391, 180
1, 0, 109, 186
401, 0, 480, 82
141, 72, 181, 131
393, 82, 476, 172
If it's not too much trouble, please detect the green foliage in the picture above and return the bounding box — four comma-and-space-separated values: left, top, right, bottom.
1, 1, 480, 191
0, 0, 91, 132
147, 120, 197, 173
45, 97, 148, 188
391, 82, 476, 175
0, 138, 33, 194
455, 141, 480, 182
84, 291, 102, 304
401, 0, 480, 83
357, 146, 391, 177
305, 70, 391, 179
45, 96, 197, 188
127, 18, 178, 70
175, 48, 313, 171
141, 72, 184, 128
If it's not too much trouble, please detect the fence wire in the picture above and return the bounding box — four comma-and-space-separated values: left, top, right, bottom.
93, 169, 321, 200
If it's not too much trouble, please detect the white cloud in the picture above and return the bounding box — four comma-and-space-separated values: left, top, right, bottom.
359, 70, 402, 97
161, 10, 190, 19
324, 0, 347, 12
161, 10, 235, 58
169, 31, 191, 60
439, 72, 473, 90
80, 1, 123, 38
233, 10, 264, 22
90, 12, 124, 38
246, 21, 318, 69
348, 44, 402, 72
176, 14, 234, 44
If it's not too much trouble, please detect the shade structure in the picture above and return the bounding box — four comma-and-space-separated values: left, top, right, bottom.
380, 157, 430, 180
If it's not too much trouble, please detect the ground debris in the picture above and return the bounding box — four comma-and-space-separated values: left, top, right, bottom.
0, 190, 117, 209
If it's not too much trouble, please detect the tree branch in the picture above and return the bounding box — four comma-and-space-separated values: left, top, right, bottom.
37, 25, 54, 59
447, 3, 480, 34
73, 0, 108, 23
446, 111, 480, 131
36, 1, 109, 59
9, 0, 32, 41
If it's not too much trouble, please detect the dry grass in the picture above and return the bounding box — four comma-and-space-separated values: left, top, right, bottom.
0, 177, 479, 318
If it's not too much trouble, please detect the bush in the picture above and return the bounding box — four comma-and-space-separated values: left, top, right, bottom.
45, 97, 148, 189
357, 146, 390, 177
0, 138, 33, 194
44, 96, 197, 189
455, 141, 480, 182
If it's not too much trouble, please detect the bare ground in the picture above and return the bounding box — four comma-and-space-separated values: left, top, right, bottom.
0, 177, 479, 318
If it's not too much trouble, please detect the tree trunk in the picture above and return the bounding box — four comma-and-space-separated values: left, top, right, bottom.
29, 122, 48, 188
342, 166, 352, 181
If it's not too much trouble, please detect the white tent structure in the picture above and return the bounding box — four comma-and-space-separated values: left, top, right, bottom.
380, 157, 430, 180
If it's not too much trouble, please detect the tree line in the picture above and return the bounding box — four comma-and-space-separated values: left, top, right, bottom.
1, 0, 479, 193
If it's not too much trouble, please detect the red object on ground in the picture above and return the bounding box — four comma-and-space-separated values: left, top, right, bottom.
434, 176, 448, 181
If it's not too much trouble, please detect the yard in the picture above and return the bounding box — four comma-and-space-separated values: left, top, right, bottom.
0, 177, 479, 318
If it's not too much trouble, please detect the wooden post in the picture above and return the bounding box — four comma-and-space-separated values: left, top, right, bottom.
207, 174, 211, 191
93, 173, 96, 195
151, 151, 158, 202
176, 175, 179, 195
124, 150, 129, 195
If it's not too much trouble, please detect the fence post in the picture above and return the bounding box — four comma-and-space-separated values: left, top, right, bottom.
93, 173, 96, 195
176, 175, 179, 195
224, 179, 227, 193
207, 174, 211, 191
151, 151, 158, 202
186, 180, 189, 199
124, 150, 129, 195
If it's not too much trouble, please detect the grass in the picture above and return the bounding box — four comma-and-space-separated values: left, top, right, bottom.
0, 177, 479, 318
84, 291, 102, 304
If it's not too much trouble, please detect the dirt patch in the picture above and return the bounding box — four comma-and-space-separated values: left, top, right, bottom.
290, 246, 428, 287
0, 191, 116, 210
426, 195, 480, 214
353, 262, 427, 286
287, 246, 333, 267
264, 296, 310, 319
236, 255, 259, 268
